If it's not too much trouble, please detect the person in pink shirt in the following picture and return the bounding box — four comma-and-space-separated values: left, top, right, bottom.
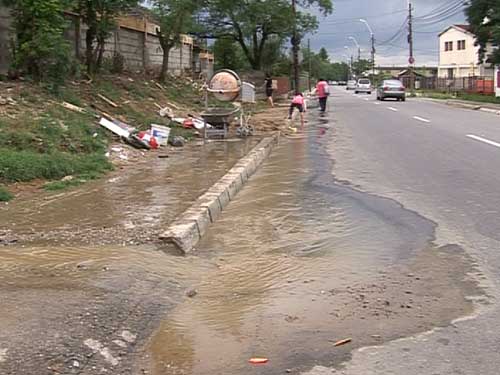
288, 92, 305, 128
316, 78, 330, 114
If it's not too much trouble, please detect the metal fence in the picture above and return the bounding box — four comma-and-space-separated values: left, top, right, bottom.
400, 76, 495, 94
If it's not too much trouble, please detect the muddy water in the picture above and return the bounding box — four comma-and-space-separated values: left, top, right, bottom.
0, 139, 257, 246
142, 118, 479, 374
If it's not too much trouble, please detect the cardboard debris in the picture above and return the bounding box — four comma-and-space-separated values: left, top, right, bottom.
99, 117, 133, 138
98, 94, 119, 108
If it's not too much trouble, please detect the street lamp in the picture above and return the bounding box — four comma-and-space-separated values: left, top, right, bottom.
360, 19, 375, 77
344, 46, 353, 79
342, 54, 351, 81
348, 36, 361, 61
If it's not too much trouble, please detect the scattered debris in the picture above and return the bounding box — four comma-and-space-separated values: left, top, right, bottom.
249, 358, 268, 364
99, 117, 133, 138
121, 330, 137, 343
285, 315, 299, 323
98, 94, 119, 108
170, 136, 186, 148
151, 124, 171, 146
61, 175, 74, 182
159, 106, 174, 118
186, 289, 198, 298
62, 101, 86, 114
333, 338, 352, 347
138, 131, 159, 149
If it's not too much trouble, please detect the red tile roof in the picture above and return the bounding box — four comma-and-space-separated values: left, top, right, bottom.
454, 24, 472, 33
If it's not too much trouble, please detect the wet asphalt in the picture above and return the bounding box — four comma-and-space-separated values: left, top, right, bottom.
0, 88, 494, 374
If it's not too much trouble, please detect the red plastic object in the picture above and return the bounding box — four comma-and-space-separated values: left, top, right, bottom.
249, 358, 268, 364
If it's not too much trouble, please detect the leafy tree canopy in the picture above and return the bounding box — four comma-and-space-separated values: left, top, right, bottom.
467, 0, 500, 65
200, 0, 333, 70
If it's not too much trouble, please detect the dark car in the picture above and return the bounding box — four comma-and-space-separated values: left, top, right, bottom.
376, 80, 406, 101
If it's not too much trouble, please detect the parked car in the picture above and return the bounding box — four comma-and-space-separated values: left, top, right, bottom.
355, 78, 372, 94
376, 80, 406, 101
346, 80, 357, 90
338, 81, 347, 86
329, 81, 338, 86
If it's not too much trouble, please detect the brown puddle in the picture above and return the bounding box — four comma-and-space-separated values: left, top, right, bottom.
0, 138, 258, 246
140, 121, 481, 375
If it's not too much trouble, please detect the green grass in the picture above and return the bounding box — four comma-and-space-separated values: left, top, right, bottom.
43, 171, 103, 191
0, 185, 13, 202
0, 150, 112, 183
418, 90, 500, 105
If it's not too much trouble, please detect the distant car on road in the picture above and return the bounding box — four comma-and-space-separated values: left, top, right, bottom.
355, 78, 372, 94
346, 80, 357, 90
376, 79, 406, 101
329, 81, 338, 86
338, 81, 347, 86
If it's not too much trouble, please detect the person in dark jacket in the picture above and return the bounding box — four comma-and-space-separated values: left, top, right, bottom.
265, 74, 274, 107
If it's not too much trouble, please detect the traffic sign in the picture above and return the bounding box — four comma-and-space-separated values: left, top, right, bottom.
409, 56, 415, 64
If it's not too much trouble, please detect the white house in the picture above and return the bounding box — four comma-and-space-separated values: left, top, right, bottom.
438, 24, 494, 79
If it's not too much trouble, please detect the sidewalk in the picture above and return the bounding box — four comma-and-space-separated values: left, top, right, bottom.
417, 96, 500, 115
0, 138, 260, 247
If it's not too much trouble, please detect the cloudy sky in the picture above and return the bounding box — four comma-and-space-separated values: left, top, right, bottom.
308, 0, 467, 66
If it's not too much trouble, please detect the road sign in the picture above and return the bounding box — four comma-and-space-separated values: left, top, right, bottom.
409, 56, 415, 64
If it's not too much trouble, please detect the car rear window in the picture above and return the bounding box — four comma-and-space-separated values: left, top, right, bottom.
359, 79, 370, 84
385, 80, 403, 86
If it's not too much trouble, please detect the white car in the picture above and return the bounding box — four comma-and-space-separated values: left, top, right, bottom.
346, 80, 357, 90
355, 78, 372, 94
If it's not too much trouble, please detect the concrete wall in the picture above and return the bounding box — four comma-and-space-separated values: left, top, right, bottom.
0, 7, 213, 77
0, 7, 12, 75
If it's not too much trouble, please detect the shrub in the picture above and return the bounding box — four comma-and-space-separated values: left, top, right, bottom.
0, 186, 13, 202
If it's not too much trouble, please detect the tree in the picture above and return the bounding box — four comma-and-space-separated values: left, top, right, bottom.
200, 0, 332, 70
352, 59, 371, 77
212, 37, 250, 71
152, 0, 201, 82
467, 0, 500, 65
318, 47, 329, 62
3, 0, 72, 85
76, 0, 138, 75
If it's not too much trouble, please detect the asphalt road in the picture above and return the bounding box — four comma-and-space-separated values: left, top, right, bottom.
305, 87, 500, 374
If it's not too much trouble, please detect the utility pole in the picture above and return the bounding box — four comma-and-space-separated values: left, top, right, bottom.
360, 19, 375, 79
291, 0, 300, 92
371, 33, 375, 78
408, 0, 415, 91
308, 38, 312, 92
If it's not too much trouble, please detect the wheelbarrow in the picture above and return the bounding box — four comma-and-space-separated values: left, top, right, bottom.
200, 107, 240, 139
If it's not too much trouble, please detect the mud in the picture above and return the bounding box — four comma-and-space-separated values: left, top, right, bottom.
0, 138, 258, 247
0, 111, 481, 375
139, 115, 480, 375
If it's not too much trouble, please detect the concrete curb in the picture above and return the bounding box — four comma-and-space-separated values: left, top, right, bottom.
159, 133, 280, 253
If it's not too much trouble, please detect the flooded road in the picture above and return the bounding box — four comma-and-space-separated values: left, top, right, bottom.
0, 109, 480, 375
141, 115, 479, 374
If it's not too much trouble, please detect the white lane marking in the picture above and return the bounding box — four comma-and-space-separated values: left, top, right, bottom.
0, 348, 8, 363
413, 116, 431, 123
374, 102, 381, 105
387, 107, 398, 112
364, 98, 370, 101
467, 134, 500, 149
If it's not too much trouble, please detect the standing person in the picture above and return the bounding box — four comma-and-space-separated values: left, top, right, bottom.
288, 92, 305, 128
316, 78, 330, 114
265, 73, 274, 107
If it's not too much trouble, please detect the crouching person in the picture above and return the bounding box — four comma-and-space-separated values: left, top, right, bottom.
288, 92, 305, 128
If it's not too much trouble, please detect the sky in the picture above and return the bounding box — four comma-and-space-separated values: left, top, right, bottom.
308, 0, 467, 67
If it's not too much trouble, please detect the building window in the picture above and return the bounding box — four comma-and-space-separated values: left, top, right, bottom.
447, 68, 454, 79
457, 40, 466, 50
444, 41, 453, 51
